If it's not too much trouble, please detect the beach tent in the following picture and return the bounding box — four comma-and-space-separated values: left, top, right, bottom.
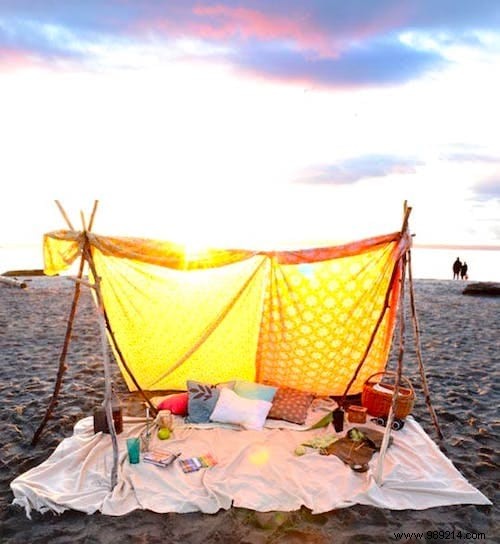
43, 228, 408, 397
35, 203, 442, 467
35, 202, 442, 440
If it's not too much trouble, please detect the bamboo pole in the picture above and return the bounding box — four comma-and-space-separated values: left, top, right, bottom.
407, 249, 444, 440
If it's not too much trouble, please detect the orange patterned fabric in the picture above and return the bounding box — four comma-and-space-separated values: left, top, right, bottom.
256, 239, 404, 396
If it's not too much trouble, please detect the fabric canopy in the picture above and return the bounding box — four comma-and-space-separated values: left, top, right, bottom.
44, 230, 410, 396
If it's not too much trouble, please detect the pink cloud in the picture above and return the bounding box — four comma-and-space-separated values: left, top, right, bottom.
191, 4, 337, 56
0, 49, 38, 71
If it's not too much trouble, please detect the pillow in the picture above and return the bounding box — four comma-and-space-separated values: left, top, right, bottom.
267, 386, 315, 425
210, 387, 272, 431
157, 392, 188, 416
233, 380, 277, 402
186, 381, 220, 423
185, 380, 235, 423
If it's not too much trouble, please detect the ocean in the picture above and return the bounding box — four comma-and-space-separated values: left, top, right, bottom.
1, 243, 499, 282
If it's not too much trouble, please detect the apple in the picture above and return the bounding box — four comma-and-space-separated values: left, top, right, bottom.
157, 427, 171, 440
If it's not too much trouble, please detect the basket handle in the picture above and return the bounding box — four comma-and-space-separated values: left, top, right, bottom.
364, 371, 414, 394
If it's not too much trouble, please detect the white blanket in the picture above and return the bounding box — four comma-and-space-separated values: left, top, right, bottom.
11, 416, 491, 517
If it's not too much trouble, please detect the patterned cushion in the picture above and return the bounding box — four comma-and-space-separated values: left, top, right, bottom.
267, 386, 315, 425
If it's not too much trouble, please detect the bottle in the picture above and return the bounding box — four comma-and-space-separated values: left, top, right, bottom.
332, 407, 344, 433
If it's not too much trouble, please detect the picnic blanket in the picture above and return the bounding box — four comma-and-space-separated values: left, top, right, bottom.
10, 416, 491, 517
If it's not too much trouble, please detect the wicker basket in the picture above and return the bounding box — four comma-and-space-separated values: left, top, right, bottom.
361, 371, 415, 419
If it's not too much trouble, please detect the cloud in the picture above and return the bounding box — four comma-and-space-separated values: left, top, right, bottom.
443, 152, 500, 164
0, 17, 90, 67
296, 155, 423, 185
230, 37, 444, 87
1, 1, 499, 85
471, 177, 500, 201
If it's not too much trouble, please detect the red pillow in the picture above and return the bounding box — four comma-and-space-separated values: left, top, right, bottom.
157, 392, 188, 415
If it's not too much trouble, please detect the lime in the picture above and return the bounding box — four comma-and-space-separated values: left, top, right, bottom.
157, 427, 171, 440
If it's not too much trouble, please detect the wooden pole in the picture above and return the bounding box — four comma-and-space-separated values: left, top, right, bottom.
374, 202, 411, 484
81, 231, 123, 489
80, 210, 87, 232
88, 200, 99, 231
55, 200, 75, 230
374, 253, 407, 484
31, 252, 86, 446
32, 200, 99, 445
407, 249, 444, 440
92, 267, 119, 490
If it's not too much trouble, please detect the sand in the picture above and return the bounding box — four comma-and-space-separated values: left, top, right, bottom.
0, 277, 498, 543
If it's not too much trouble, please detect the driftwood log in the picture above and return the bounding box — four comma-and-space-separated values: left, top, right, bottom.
463, 282, 500, 297
0, 275, 28, 288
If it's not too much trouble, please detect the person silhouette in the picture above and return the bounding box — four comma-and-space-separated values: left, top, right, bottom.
452, 257, 462, 280
460, 261, 468, 280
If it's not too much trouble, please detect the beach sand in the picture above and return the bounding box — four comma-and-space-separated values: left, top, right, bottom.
0, 277, 498, 543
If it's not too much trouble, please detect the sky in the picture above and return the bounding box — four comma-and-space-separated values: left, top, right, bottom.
1, 1, 500, 251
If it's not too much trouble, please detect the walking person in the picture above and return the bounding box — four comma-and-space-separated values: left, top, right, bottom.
460, 261, 468, 280
452, 257, 462, 280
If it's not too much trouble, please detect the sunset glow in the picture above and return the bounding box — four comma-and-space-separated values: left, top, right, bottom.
0, 1, 499, 255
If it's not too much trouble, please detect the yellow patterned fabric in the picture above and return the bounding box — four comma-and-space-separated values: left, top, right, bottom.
43, 231, 409, 394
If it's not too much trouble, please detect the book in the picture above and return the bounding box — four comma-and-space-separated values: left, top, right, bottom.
143, 449, 181, 468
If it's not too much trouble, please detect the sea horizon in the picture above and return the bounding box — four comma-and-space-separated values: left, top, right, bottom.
1, 243, 499, 283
